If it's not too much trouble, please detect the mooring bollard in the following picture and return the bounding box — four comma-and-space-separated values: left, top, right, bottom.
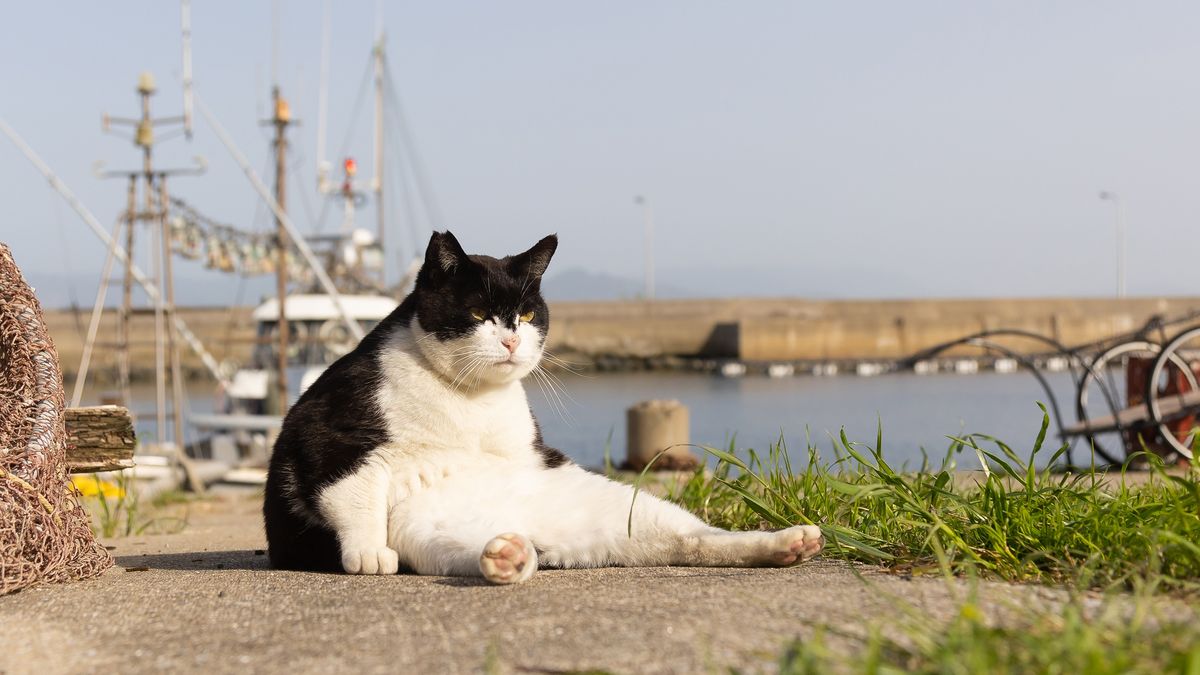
625, 399, 698, 471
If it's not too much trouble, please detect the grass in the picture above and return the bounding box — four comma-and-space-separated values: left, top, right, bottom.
648, 405, 1200, 593
634, 405, 1200, 673
772, 591, 1200, 675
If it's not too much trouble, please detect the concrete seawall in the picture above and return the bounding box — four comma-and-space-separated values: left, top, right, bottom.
43, 296, 1200, 380
548, 297, 1200, 362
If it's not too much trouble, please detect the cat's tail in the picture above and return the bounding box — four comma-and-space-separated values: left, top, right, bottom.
263, 471, 343, 572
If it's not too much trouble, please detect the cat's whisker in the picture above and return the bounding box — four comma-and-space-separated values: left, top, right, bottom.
535, 364, 578, 407
449, 355, 486, 392
412, 331, 444, 346
531, 365, 574, 425
447, 348, 483, 364
529, 369, 564, 423
460, 357, 490, 391
540, 351, 588, 378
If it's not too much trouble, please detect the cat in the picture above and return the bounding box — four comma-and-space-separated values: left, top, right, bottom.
263, 231, 824, 583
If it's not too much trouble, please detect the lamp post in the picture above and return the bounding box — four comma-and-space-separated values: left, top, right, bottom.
634, 195, 655, 300
1098, 191, 1126, 299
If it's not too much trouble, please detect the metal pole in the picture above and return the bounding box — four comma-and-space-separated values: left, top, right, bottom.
150, 178, 168, 447
1100, 190, 1126, 299
159, 175, 187, 450
272, 87, 291, 415
0, 116, 230, 386
195, 93, 365, 341
119, 176, 136, 407
1117, 198, 1126, 299
635, 195, 655, 301
646, 200, 655, 301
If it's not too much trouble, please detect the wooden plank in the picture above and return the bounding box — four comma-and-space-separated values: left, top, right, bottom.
64, 405, 136, 473
1063, 390, 1200, 436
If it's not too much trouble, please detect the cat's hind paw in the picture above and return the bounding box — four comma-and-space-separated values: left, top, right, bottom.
480, 532, 537, 584
341, 546, 400, 575
769, 525, 825, 565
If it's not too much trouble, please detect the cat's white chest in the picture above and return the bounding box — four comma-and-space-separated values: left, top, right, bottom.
433, 386, 535, 456
374, 343, 537, 461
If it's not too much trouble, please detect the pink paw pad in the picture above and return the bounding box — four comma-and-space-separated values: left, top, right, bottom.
479, 532, 537, 584
770, 526, 825, 565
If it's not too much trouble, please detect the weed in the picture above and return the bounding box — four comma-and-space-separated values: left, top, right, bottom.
75, 471, 189, 538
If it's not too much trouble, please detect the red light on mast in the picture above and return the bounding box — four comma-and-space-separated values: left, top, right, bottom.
343, 157, 358, 176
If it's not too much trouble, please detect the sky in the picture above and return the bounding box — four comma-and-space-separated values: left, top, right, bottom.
2, 1, 1199, 308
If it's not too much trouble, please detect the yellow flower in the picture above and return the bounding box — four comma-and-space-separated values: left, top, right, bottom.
71, 475, 126, 500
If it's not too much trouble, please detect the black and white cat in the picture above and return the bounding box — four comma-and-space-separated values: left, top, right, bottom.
264, 231, 823, 583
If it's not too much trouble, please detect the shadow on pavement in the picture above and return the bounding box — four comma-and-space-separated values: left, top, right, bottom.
115, 549, 271, 571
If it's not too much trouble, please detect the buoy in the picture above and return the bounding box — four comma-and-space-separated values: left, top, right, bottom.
767, 363, 795, 378
993, 358, 1018, 374
719, 362, 747, 378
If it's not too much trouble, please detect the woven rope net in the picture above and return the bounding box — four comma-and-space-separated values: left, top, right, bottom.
1, 243, 111, 595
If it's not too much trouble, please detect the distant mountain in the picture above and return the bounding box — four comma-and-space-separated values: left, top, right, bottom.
543, 267, 689, 301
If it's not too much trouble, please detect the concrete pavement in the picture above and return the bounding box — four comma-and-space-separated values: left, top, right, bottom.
0, 495, 1096, 674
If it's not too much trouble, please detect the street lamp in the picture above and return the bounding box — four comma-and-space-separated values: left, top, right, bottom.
634, 195, 655, 300
1098, 190, 1126, 299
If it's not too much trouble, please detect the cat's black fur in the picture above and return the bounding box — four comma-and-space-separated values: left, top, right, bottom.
263, 231, 563, 571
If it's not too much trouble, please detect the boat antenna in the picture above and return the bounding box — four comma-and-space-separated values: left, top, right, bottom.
316, 0, 332, 193
271, 0, 281, 89
372, 3, 386, 285
181, 0, 194, 139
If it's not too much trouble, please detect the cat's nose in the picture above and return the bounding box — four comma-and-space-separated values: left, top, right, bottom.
501, 334, 521, 354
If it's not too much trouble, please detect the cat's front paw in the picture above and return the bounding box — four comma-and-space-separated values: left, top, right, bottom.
341, 546, 400, 575
768, 525, 825, 565
479, 533, 537, 584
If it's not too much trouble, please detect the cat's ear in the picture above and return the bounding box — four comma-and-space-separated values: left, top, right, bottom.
508, 234, 558, 279
423, 230, 470, 279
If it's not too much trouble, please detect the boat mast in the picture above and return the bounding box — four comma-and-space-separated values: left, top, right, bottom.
96, 72, 201, 456
267, 88, 293, 415
260, 0, 294, 414
0, 118, 226, 389
195, 95, 365, 343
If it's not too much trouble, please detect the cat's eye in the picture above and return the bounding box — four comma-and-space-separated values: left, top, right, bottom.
469, 308, 487, 321
519, 311, 535, 323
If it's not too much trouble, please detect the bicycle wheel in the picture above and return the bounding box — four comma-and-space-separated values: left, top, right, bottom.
1144, 326, 1200, 459
1077, 340, 1188, 464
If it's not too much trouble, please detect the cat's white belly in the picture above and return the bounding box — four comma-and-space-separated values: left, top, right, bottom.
385, 460, 701, 575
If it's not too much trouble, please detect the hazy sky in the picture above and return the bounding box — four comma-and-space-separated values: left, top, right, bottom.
3, 1, 1199, 308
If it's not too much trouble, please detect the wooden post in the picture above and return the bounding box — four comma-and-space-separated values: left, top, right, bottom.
625, 399, 697, 471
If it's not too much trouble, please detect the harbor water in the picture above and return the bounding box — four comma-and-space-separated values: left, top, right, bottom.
530, 370, 1079, 470
113, 370, 1080, 471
